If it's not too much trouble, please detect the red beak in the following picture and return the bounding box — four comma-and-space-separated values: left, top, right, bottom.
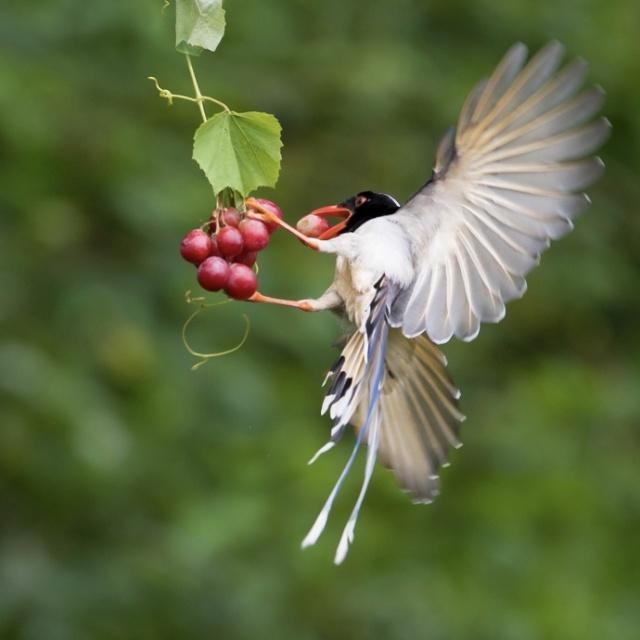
308, 204, 352, 239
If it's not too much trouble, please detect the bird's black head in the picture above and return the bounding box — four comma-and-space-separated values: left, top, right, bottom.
307, 191, 400, 239
339, 191, 401, 234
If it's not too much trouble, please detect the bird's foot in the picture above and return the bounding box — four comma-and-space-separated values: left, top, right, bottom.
245, 197, 319, 250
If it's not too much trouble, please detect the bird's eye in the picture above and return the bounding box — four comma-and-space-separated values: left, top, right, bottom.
355, 195, 368, 207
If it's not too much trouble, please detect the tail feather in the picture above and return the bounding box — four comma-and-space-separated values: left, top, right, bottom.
311, 279, 389, 459
301, 419, 369, 550
303, 281, 464, 562
354, 331, 465, 503
334, 321, 388, 564
334, 399, 382, 564
303, 280, 390, 562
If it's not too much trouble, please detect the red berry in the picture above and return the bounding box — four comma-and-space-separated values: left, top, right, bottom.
209, 235, 221, 257
180, 229, 214, 265
235, 250, 258, 267
224, 263, 257, 300
217, 226, 244, 259
197, 257, 230, 292
220, 208, 241, 227
254, 198, 283, 234
239, 219, 270, 251
296, 213, 330, 238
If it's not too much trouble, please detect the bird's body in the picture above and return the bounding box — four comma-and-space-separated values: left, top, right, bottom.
247, 40, 609, 563
317, 217, 414, 326
300, 216, 466, 562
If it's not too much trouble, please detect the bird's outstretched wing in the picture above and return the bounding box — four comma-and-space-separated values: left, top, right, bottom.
390, 41, 610, 343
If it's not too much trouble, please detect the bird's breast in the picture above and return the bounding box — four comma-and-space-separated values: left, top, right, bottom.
332, 219, 414, 328
332, 256, 379, 328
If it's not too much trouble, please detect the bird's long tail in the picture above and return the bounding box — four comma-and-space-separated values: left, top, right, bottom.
301, 280, 390, 564
302, 279, 465, 563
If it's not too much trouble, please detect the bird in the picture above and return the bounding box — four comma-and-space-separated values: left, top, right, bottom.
245, 40, 610, 564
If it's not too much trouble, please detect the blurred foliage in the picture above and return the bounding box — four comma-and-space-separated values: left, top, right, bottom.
1, 1, 639, 639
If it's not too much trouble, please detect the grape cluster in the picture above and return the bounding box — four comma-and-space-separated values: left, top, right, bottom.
180, 198, 282, 300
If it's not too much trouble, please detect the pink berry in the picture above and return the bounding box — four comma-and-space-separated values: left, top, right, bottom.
180, 229, 214, 265
217, 226, 244, 259
209, 235, 221, 257
235, 250, 258, 267
239, 219, 270, 251
197, 257, 230, 292
224, 263, 257, 300
254, 198, 283, 234
296, 213, 330, 238
220, 208, 241, 228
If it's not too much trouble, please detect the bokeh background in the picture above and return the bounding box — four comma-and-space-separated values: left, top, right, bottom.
1, 1, 639, 638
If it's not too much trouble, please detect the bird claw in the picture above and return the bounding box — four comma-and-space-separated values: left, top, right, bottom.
245, 209, 273, 224
245, 197, 319, 250
298, 300, 314, 312
245, 198, 277, 223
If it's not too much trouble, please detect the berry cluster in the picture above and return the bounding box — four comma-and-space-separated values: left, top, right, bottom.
180, 198, 283, 300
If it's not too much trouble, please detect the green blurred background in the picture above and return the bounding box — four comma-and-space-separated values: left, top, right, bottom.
1, 1, 639, 638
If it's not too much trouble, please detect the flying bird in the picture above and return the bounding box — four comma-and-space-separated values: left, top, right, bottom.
246, 40, 609, 563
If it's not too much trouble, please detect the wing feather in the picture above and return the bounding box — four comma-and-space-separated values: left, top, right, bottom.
469, 43, 528, 124
464, 40, 566, 146
393, 42, 609, 342
476, 158, 604, 192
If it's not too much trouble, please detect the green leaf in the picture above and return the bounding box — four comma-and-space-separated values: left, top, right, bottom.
193, 111, 283, 197
175, 0, 226, 56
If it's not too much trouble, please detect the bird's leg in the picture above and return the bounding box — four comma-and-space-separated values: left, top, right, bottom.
249, 288, 341, 313
245, 197, 319, 250
249, 292, 316, 312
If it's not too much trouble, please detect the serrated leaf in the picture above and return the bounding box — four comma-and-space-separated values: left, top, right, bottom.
193, 111, 283, 197
176, 0, 226, 56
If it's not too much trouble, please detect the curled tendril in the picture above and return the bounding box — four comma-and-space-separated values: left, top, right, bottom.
182, 291, 251, 370
162, 0, 170, 12
147, 76, 231, 112
147, 76, 175, 105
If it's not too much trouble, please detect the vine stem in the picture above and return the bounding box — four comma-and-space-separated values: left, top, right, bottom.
148, 58, 230, 120
186, 54, 208, 122
147, 77, 231, 110
184, 55, 233, 121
